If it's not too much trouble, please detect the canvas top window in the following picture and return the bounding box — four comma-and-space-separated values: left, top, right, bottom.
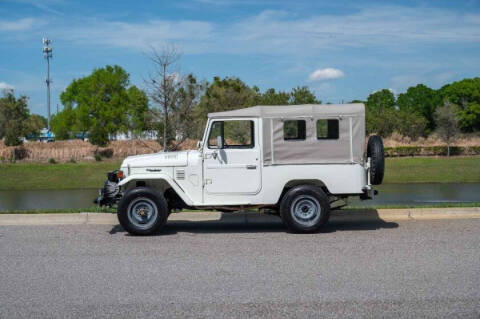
317, 119, 339, 140
284, 120, 306, 140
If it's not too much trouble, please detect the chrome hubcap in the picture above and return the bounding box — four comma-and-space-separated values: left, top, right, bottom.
127, 197, 158, 230
291, 195, 322, 227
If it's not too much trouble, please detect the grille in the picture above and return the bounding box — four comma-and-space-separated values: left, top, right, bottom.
176, 169, 186, 180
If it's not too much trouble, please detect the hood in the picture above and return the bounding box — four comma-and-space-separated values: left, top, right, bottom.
122, 151, 191, 168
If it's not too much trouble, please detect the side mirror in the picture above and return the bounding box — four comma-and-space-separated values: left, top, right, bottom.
216, 135, 224, 149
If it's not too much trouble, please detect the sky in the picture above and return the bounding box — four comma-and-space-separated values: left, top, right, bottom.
0, 0, 479, 117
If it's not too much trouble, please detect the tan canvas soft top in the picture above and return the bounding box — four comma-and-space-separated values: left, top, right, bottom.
208, 103, 364, 119
209, 104, 366, 165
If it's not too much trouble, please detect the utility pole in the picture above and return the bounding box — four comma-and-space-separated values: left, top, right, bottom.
42, 38, 53, 130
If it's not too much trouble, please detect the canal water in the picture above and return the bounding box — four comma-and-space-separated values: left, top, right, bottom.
0, 183, 479, 211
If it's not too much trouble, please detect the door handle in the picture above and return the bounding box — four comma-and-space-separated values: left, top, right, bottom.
246, 165, 257, 170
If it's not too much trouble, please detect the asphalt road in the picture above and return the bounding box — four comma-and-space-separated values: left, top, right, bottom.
0, 217, 479, 318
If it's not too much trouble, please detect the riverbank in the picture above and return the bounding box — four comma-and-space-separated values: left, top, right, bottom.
0, 156, 479, 191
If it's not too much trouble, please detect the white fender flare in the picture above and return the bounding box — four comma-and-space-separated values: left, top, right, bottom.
118, 173, 194, 206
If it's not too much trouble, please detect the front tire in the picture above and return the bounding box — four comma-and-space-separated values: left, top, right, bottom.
117, 187, 168, 235
280, 185, 330, 233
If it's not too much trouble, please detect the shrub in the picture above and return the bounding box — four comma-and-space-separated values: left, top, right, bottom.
96, 148, 113, 158
94, 153, 102, 161
384, 146, 473, 157
48, 158, 57, 164
69, 157, 76, 163
13, 147, 29, 161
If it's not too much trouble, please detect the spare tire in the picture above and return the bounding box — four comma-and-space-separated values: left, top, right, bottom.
367, 135, 385, 185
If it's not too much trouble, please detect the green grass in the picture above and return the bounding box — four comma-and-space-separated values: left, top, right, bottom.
384, 156, 480, 183
0, 156, 479, 191
0, 161, 121, 191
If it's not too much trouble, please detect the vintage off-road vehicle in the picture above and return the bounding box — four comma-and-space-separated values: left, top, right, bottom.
95, 103, 384, 235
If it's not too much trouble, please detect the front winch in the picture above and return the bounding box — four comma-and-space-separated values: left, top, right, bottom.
93, 170, 124, 207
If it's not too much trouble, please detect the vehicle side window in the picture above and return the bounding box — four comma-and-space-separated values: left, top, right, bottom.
208, 120, 254, 149
208, 121, 223, 148
317, 119, 339, 139
284, 120, 306, 140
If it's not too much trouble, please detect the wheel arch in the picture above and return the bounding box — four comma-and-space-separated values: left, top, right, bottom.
276, 179, 330, 205
119, 174, 194, 206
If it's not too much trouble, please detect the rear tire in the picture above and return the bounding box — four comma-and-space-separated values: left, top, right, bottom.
117, 187, 168, 235
280, 185, 330, 233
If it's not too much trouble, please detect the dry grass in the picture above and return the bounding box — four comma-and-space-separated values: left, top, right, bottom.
382, 132, 480, 148
1, 133, 480, 163
0, 140, 166, 163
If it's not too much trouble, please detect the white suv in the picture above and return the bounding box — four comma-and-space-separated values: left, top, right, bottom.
95, 103, 384, 235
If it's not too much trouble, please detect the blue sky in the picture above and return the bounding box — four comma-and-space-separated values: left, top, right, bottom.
1, 0, 479, 117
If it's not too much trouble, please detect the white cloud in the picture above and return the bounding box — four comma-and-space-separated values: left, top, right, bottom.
0, 18, 37, 31
53, 19, 214, 53
40, 5, 480, 56
0, 82, 14, 91
308, 68, 344, 81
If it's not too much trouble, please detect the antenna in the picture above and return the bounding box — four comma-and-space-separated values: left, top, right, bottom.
42, 38, 53, 130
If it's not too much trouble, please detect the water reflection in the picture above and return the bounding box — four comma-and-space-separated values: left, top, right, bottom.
0, 183, 479, 211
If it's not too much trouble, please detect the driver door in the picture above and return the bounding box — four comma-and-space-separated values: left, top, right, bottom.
203, 119, 261, 197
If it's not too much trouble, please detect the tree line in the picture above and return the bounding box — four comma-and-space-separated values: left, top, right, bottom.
1, 49, 479, 149
0, 92, 47, 146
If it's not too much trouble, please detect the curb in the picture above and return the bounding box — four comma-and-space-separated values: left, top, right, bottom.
0, 207, 479, 226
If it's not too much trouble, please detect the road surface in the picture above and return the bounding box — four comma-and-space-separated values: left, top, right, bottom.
0, 217, 479, 318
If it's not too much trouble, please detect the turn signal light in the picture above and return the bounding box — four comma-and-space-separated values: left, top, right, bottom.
116, 170, 124, 180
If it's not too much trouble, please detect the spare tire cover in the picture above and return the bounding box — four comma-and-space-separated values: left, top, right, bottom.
367, 135, 385, 185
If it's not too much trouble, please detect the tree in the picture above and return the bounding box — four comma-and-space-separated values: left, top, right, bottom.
434, 102, 460, 157
0, 91, 29, 146
366, 89, 395, 113
59, 65, 146, 146
365, 89, 396, 137
24, 114, 47, 137
397, 84, 440, 131
439, 77, 480, 132
290, 86, 321, 104
125, 86, 149, 138
169, 74, 205, 150
147, 45, 182, 150
365, 107, 397, 137
194, 76, 258, 137
51, 105, 76, 140
257, 88, 290, 105
396, 110, 428, 141
457, 102, 480, 132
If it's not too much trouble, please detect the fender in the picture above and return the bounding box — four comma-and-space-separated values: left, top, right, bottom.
118, 173, 195, 206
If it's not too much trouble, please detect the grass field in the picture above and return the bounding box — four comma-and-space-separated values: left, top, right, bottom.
384, 156, 480, 183
0, 156, 479, 191
0, 161, 121, 190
